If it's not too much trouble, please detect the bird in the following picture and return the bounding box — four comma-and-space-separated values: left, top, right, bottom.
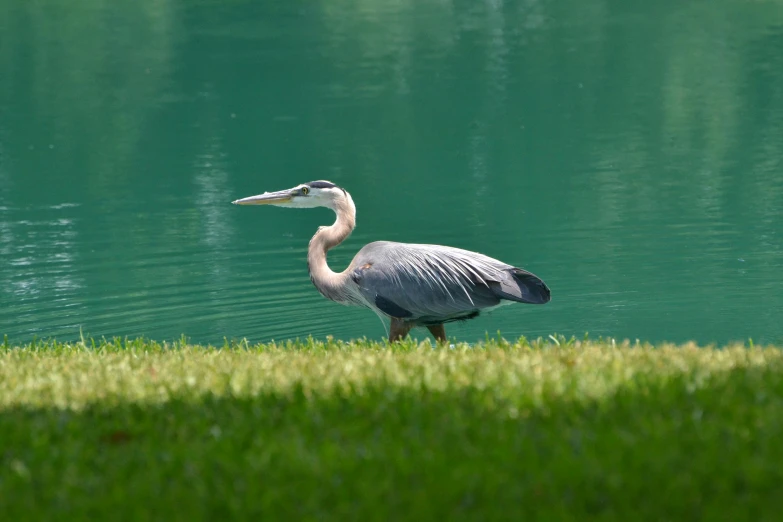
232, 180, 550, 343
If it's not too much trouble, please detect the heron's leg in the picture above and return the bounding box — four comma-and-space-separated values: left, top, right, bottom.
389, 318, 413, 342
426, 324, 447, 344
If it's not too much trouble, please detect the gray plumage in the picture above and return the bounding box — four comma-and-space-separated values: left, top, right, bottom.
349, 241, 549, 325
233, 180, 550, 342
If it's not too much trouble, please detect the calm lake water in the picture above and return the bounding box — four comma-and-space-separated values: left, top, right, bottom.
1, 0, 782, 346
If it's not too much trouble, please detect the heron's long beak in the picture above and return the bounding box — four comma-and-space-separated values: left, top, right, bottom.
232, 189, 294, 205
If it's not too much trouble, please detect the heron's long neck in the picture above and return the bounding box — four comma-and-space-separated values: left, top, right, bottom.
307, 195, 356, 298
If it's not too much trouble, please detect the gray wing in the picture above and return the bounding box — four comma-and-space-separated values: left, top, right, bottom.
349, 241, 550, 325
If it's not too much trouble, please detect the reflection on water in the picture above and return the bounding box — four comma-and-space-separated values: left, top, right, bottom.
1, 204, 85, 337
1, 0, 782, 345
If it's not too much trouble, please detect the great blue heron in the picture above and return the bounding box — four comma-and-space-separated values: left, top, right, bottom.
233, 180, 550, 343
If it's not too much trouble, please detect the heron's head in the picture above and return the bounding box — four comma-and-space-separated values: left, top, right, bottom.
232, 180, 348, 210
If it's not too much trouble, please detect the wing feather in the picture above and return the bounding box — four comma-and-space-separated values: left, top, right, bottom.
350, 241, 546, 324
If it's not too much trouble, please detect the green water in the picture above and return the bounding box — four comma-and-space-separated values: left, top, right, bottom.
1, 0, 782, 346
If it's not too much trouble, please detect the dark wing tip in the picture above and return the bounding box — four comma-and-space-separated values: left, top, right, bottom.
511, 269, 551, 304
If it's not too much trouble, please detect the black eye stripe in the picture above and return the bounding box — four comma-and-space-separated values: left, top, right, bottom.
308, 181, 339, 190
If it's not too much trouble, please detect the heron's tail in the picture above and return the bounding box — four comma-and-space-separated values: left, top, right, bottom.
491, 268, 551, 305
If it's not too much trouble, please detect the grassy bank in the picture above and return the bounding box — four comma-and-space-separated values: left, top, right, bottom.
1, 335, 782, 521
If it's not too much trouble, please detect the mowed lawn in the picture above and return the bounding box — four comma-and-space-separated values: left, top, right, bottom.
1, 336, 782, 521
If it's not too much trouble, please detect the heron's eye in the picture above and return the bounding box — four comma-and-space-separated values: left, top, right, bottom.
301, 186, 310, 195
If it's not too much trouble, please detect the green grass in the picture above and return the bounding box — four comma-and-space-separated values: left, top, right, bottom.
1, 334, 782, 521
